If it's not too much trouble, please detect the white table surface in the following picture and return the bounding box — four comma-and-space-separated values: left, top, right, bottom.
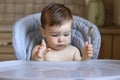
0, 60, 120, 80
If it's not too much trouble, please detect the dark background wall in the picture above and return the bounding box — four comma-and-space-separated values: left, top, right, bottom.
0, 0, 115, 29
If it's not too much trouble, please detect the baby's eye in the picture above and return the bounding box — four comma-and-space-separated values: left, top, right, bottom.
51, 34, 58, 37
64, 33, 70, 36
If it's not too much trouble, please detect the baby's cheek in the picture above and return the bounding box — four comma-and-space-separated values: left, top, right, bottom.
67, 37, 71, 44
67, 39, 71, 44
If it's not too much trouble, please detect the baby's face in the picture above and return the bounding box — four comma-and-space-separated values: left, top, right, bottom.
43, 20, 72, 50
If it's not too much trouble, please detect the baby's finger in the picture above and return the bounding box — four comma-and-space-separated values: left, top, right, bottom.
84, 41, 88, 47
88, 53, 93, 57
37, 53, 43, 58
38, 46, 42, 52
87, 50, 93, 54
88, 47, 93, 51
41, 39, 46, 47
88, 51, 93, 57
88, 44, 92, 47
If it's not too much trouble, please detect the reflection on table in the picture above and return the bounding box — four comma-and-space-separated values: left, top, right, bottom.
0, 60, 120, 80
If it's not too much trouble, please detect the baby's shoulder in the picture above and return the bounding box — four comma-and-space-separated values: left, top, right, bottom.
67, 45, 80, 54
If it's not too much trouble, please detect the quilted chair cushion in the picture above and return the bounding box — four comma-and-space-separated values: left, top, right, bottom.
12, 13, 101, 60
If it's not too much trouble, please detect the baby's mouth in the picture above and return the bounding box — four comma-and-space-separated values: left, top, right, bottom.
57, 44, 66, 48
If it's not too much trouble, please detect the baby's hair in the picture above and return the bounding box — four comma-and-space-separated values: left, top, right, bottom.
41, 3, 73, 29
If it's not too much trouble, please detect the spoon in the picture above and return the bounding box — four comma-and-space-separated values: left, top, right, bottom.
87, 26, 93, 44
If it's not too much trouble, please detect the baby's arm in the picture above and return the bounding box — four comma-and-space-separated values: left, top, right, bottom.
81, 41, 93, 60
31, 39, 50, 61
73, 47, 82, 61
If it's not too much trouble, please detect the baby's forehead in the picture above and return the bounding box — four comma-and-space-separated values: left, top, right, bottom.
45, 26, 71, 34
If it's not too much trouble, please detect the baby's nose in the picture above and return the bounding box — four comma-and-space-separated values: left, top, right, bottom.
58, 36, 64, 42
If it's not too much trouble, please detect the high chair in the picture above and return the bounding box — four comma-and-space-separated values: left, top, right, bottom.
12, 13, 101, 60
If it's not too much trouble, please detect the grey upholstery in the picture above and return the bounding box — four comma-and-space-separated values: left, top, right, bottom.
12, 13, 101, 60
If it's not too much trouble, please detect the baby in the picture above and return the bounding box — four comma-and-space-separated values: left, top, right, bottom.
31, 3, 93, 61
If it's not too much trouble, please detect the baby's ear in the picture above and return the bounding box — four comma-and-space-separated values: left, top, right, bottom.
40, 27, 46, 38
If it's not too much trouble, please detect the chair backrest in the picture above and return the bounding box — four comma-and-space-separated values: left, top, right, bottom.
12, 13, 101, 60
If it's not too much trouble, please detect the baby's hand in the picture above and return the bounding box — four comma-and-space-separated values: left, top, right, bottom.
38, 39, 51, 60
32, 39, 51, 60
82, 41, 93, 60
